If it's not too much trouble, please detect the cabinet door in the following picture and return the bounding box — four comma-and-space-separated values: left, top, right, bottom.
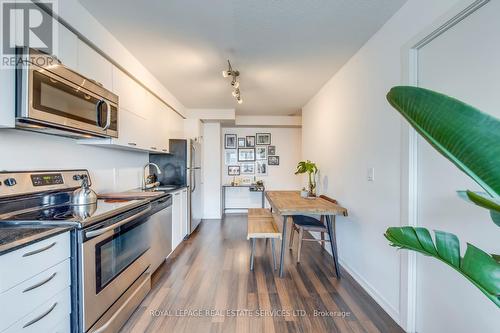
113, 108, 148, 150
172, 191, 182, 250
144, 93, 170, 153
112, 67, 147, 117
77, 40, 113, 89
55, 23, 77, 70
181, 189, 188, 238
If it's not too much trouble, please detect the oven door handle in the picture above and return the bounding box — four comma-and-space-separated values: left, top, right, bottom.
85, 206, 152, 239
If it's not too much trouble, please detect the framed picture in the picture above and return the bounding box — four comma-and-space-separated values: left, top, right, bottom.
238, 148, 255, 161
240, 162, 255, 175
256, 160, 267, 176
238, 137, 246, 148
246, 136, 255, 147
225, 150, 237, 165
256, 146, 267, 160
228, 165, 240, 176
256, 133, 271, 145
268, 145, 276, 155
225, 134, 237, 149
268, 156, 280, 165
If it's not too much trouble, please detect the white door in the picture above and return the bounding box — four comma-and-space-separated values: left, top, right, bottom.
415, 2, 500, 332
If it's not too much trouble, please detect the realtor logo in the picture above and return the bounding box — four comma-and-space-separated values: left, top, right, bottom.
1, 0, 57, 67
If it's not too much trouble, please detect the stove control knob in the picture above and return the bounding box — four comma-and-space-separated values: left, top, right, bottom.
4, 178, 17, 186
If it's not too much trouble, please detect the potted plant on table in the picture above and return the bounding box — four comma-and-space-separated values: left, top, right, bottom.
295, 160, 318, 197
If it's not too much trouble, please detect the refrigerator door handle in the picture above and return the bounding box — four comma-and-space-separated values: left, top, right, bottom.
191, 143, 196, 193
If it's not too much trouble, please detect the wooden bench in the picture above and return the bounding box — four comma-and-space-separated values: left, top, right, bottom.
247, 208, 282, 271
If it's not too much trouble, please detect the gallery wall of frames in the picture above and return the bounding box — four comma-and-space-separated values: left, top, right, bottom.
220, 127, 302, 192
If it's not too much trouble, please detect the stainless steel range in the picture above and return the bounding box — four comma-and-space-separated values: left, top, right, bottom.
0, 170, 171, 333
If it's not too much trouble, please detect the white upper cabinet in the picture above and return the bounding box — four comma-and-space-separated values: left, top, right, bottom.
112, 66, 147, 117
77, 40, 113, 90
145, 92, 170, 153
113, 108, 149, 149
54, 23, 77, 70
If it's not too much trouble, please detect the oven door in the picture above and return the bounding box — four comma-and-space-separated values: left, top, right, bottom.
16, 50, 118, 138
81, 206, 152, 331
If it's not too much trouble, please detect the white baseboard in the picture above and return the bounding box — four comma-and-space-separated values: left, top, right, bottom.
339, 259, 401, 324
309, 232, 401, 325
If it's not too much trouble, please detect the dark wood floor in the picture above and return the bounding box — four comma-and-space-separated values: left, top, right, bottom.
120, 215, 404, 333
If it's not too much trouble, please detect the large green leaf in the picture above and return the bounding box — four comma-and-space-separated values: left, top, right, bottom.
387, 87, 500, 199
465, 191, 500, 227
385, 227, 500, 307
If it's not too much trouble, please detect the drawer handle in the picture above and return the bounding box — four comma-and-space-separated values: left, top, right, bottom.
150, 146, 157, 150
22, 302, 58, 328
23, 272, 57, 293
128, 142, 137, 146
22, 242, 56, 257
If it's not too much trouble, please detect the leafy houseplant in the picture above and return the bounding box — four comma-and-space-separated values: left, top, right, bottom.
295, 160, 318, 197
385, 86, 500, 307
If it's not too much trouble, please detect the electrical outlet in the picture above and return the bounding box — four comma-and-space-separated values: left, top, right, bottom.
367, 168, 375, 182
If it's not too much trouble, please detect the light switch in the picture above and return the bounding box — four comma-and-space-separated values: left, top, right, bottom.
367, 168, 375, 182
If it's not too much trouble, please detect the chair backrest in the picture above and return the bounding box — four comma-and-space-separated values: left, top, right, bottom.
319, 194, 338, 204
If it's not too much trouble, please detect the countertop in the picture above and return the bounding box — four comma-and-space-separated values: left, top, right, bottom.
139, 184, 188, 194
0, 225, 74, 255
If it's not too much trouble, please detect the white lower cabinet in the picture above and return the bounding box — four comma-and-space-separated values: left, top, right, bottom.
181, 188, 188, 239
3, 287, 71, 333
172, 191, 182, 250
0, 232, 71, 333
172, 189, 188, 251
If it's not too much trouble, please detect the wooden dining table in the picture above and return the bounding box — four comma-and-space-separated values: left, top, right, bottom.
265, 191, 348, 277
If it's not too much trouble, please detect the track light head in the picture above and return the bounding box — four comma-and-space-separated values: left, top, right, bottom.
223, 59, 243, 104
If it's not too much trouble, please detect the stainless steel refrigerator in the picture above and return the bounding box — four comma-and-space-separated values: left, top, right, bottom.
150, 138, 203, 234
187, 138, 202, 233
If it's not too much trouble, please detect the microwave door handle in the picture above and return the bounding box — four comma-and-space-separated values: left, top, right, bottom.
96, 99, 111, 130
104, 100, 111, 130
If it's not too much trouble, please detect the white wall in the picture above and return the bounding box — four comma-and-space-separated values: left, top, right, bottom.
221, 127, 302, 210
301, 0, 464, 328
202, 122, 222, 218
0, 130, 147, 192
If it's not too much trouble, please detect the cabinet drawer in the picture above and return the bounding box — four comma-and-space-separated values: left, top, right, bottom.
52, 316, 71, 333
0, 259, 70, 332
3, 287, 70, 333
0, 232, 70, 293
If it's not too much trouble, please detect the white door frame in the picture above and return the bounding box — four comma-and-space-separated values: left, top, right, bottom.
398, 0, 491, 331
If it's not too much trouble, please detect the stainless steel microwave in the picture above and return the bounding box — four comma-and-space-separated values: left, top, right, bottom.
15, 47, 119, 138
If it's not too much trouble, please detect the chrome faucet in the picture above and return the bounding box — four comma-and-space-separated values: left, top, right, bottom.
143, 162, 162, 189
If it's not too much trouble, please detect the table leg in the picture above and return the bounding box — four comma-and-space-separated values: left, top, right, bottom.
222, 187, 225, 217
279, 215, 288, 277
326, 215, 340, 278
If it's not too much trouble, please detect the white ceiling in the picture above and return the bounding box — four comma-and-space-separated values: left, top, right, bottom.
78, 0, 406, 115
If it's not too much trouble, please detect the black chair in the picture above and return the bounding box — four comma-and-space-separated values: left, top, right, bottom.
289, 195, 338, 263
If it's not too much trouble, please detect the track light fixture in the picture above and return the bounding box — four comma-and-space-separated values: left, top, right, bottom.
222, 59, 243, 104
